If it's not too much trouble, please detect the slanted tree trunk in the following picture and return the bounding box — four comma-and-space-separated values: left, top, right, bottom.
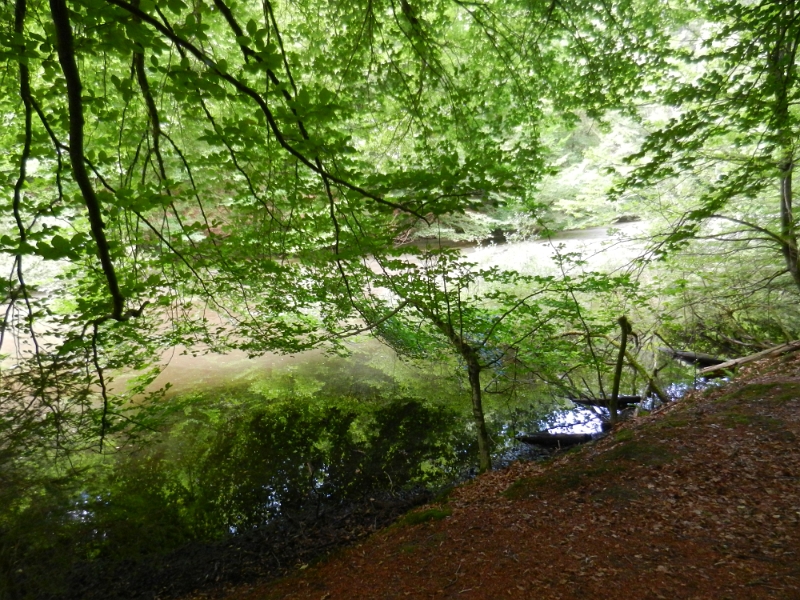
571, 395, 641, 409
604, 335, 670, 404
50, 0, 126, 319
699, 340, 800, 376
517, 432, 593, 448
609, 316, 632, 424
466, 354, 492, 473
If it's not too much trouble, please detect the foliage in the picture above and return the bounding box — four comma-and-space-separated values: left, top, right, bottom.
614, 0, 800, 293
536, 112, 648, 228
0, 0, 686, 459
645, 237, 800, 357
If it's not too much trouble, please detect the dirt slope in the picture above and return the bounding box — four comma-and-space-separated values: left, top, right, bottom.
197, 353, 800, 600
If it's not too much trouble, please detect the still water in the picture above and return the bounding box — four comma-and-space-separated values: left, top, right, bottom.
111, 220, 649, 527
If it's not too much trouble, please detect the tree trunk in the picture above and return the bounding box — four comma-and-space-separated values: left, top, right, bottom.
467, 357, 492, 473
517, 432, 594, 448
769, 12, 800, 292
411, 302, 493, 473
601, 335, 670, 404
779, 158, 799, 291
571, 395, 641, 409
699, 340, 800, 377
50, 0, 126, 319
609, 316, 632, 424
658, 348, 726, 368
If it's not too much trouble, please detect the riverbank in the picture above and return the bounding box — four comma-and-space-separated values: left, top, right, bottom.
198, 352, 800, 599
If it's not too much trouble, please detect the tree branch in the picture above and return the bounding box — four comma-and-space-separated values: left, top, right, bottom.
50, 0, 126, 320
106, 0, 427, 221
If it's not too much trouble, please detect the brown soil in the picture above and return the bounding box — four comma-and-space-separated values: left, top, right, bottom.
189, 353, 800, 600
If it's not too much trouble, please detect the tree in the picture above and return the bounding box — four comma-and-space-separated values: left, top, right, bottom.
617, 0, 800, 294
381, 252, 565, 472
310, 245, 641, 471
0, 0, 679, 460
0, 0, 513, 453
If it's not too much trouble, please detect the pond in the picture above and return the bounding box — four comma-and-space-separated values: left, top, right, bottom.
0, 335, 563, 598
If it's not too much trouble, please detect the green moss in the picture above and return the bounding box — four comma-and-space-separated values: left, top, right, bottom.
562, 445, 587, 457
395, 507, 452, 527
716, 383, 800, 405
614, 429, 634, 442
717, 410, 780, 429
655, 416, 689, 430
503, 476, 552, 499
766, 385, 800, 404
714, 411, 795, 440
504, 461, 625, 499
397, 531, 447, 554
432, 486, 455, 504
719, 383, 774, 403
603, 440, 675, 466
717, 411, 752, 427
505, 437, 677, 501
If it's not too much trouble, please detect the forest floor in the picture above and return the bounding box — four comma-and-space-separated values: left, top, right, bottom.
187, 352, 800, 600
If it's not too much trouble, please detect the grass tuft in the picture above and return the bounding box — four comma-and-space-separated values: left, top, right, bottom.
614, 429, 634, 442
395, 507, 452, 528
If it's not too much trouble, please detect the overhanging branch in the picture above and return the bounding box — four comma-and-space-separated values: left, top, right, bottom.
50, 0, 126, 320
105, 0, 428, 221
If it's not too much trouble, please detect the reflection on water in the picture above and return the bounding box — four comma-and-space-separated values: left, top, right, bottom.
81, 396, 477, 542
666, 376, 727, 401
62, 386, 573, 553
132, 222, 648, 399
536, 407, 607, 434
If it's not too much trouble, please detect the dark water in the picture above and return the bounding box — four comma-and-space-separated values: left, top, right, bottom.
2, 386, 567, 599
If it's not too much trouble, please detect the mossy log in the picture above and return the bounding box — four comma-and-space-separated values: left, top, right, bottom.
658, 348, 727, 368
699, 340, 800, 377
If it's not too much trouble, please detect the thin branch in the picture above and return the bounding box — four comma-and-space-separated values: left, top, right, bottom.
709, 214, 785, 245
327, 301, 410, 340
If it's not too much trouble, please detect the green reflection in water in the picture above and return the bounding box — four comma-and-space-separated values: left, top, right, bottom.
1, 342, 563, 599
